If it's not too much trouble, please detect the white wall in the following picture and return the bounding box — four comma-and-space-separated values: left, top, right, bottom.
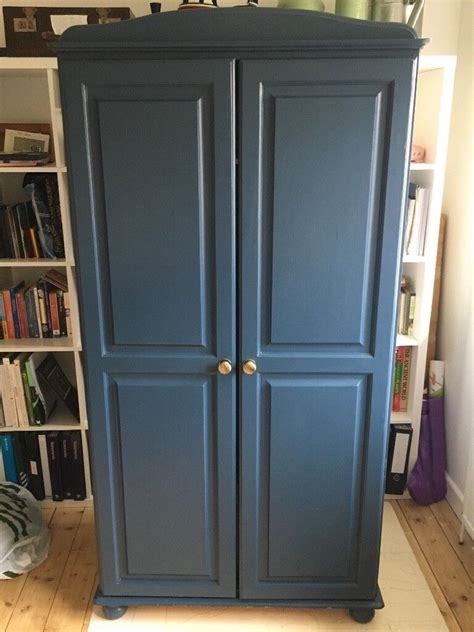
436, 0, 474, 526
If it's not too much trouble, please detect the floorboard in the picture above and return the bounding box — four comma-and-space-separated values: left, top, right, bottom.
45, 508, 97, 632
5, 507, 84, 632
398, 499, 473, 631
0, 500, 471, 631
391, 501, 463, 632
431, 500, 474, 582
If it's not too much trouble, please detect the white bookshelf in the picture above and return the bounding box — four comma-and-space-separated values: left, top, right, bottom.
0, 57, 92, 506
387, 55, 456, 498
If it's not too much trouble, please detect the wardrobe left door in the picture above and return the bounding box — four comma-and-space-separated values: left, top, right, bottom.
59, 59, 237, 598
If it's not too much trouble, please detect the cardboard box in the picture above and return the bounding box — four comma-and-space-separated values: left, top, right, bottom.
3, 6, 134, 56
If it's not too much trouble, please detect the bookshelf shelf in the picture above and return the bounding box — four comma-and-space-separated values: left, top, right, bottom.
0, 164, 67, 173
0, 58, 91, 504
0, 337, 73, 352
0, 259, 69, 267
40, 497, 94, 508
396, 334, 419, 347
387, 55, 456, 499
409, 162, 436, 171
402, 255, 426, 264
0, 423, 82, 433
390, 411, 412, 424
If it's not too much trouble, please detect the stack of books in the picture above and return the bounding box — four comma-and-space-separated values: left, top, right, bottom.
0, 431, 86, 501
0, 352, 79, 427
392, 346, 412, 413
404, 183, 431, 256
398, 276, 416, 336
0, 270, 71, 340
0, 174, 64, 259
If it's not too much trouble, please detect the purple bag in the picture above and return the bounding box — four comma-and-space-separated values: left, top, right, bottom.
407, 397, 447, 505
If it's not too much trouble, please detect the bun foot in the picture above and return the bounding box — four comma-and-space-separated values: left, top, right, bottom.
349, 608, 375, 623
102, 605, 128, 620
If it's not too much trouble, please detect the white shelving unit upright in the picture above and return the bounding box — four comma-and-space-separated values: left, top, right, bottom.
387, 55, 456, 497
0, 57, 92, 507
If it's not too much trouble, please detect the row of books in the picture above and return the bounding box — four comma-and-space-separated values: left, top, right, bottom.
0, 174, 64, 259
404, 183, 430, 257
0, 352, 80, 427
0, 269, 71, 339
392, 346, 412, 412
0, 431, 86, 501
398, 276, 416, 336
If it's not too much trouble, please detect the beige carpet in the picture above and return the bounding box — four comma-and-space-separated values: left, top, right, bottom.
88, 503, 447, 631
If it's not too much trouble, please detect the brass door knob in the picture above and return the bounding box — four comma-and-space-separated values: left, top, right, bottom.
242, 359, 257, 375
217, 359, 233, 375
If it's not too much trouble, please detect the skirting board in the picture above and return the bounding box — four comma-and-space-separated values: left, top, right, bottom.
446, 472, 464, 518
446, 472, 474, 539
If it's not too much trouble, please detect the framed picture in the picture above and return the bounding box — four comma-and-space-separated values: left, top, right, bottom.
4, 128, 50, 154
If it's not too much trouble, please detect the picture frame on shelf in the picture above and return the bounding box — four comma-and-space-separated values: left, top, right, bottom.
4, 128, 50, 155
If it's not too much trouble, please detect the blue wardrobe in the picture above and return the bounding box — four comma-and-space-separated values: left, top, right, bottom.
55, 8, 424, 623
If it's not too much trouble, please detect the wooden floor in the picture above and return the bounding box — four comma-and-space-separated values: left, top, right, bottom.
0, 500, 471, 632
392, 500, 473, 632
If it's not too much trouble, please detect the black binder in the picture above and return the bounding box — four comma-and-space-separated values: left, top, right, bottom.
385, 423, 413, 495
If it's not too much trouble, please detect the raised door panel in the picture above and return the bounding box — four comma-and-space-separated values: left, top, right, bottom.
99, 96, 213, 348
60, 59, 236, 598
240, 58, 417, 599
264, 376, 367, 580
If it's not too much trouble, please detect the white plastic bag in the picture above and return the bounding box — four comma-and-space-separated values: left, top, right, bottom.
0, 483, 50, 579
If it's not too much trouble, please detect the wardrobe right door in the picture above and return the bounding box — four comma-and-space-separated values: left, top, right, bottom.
239, 57, 417, 600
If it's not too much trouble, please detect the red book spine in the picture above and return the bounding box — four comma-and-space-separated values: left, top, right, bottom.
2, 290, 15, 339
392, 347, 404, 412
400, 347, 412, 412
49, 291, 60, 337
16, 293, 29, 339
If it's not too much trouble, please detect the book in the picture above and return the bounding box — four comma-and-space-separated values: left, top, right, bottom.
11, 433, 29, 487
36, 354, 79, 420
49, 291, 60, 337
59, 432, 74, 500
0, 373, 4, 427
399, 347, 412, 413
24, 288, 39, 338
385, 424, 413, 494
26, 352, 58, 425
0, 434, 17, 483
407, 294, 416, 336
406, 185, 431, 256
32, 287, 43, 339
46, 432, 63, 501
0, 364, 7, 427
69, 431, 86, 500
9, 282, 25, 339
24, 433, 45, 500
392, 347, 404, 412
38, 433, 52, 499
0, 294, 7, 339
19, 354, 35, 425
57, 291, 67, 337
23, 174, 64, 259
397, 289, 407, 335
0, 447, 5, 481
63, 292, 72, 336
2, 290, 15, 339
1, 356, 18, 427
36, 285, 49, 338
38, 280, 52, 338
12, 353, 30, 427
43, 270, 67, 292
